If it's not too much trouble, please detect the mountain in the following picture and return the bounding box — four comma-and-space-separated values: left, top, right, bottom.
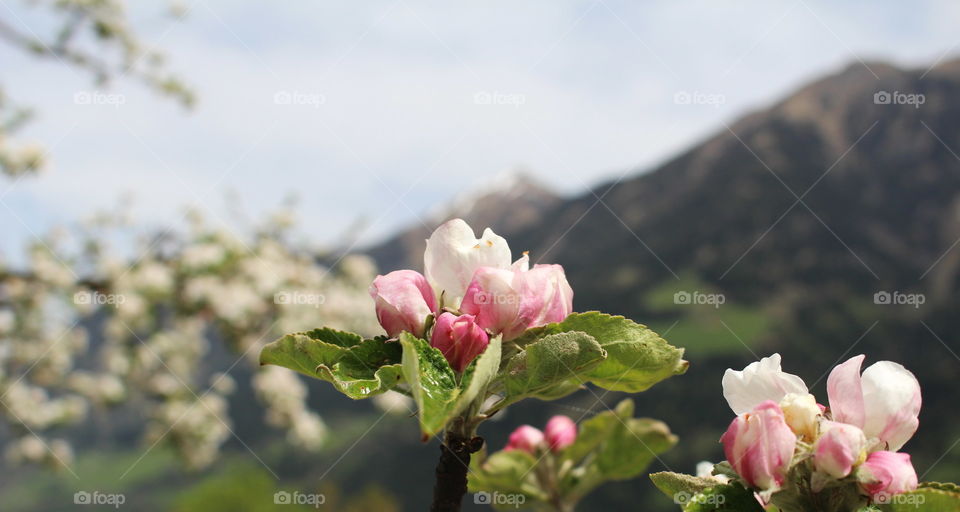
372, 60, 960, 304
514, 59, 960, 308
365, 57, 960, 507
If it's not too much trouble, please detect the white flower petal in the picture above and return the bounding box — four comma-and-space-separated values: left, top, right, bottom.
861, 361, 921, 451
722, 354, 808, 415
423, 219, 511, 308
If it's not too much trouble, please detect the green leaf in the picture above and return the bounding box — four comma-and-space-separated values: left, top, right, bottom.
560, 398, 634, 464
316, 338, 404, 399
650, 475, 764, 512
399, 332, 460, 437
468, 448, 548, 501
594, 417, 677, 479
529, 378, 585, 401
878, 481, 960, 512
259, 328, 402, 399
501, 331, 605, 402
649, 471, 723, 501
560, 399, 677, 500
452, 335, 502, 417
259, 328, 362, 375
515, 312, 687, 392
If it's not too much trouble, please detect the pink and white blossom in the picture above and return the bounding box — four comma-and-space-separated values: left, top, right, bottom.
857, 451, 918, 500
813, 420, 868, 479
429, 312, 489, 372
369, 270, 436, 338
460, 263, 573, 341
827, 355, 921, 451
720, 400, 797, 492
423, 219, 512, 308
722, 354, 808, 416
721, 400, 797, 493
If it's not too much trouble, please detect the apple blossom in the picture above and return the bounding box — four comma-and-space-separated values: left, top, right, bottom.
827, 355, 921, 451
423, 219, 511, 308
722, 354, 808, 416
544, 415, 577, 452
505, 425, 545, 454
813, 420, 868, 479
369, 270, 437, 338
721, 400, 797, 493
857, 451, 918, 500
430, 312, 489, 372
460, 263, 573, 341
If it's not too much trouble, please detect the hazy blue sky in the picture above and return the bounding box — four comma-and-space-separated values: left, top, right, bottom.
3, 0, 959, 255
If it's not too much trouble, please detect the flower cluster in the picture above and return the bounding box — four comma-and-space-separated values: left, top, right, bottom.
369, 219, 573, 372
719, 353, 921, 504
475, 400, 680, 512
263, 218, 686, 510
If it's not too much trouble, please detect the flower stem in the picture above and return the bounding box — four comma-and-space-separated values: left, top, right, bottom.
430, 429, 484, 512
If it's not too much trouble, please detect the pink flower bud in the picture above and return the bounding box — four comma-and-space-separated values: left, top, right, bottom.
544, 415, 577, 452
721, 401, 797, 493
813, 421, 868, 479
827, 355, 921, 451
369, 270, 437, 338
460, 263, 573, 341
505, 425, 544, 453
857, 451, 918, 501
430, 312, 489, 372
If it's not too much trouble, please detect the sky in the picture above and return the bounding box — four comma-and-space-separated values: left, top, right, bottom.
2, 0, 960, 257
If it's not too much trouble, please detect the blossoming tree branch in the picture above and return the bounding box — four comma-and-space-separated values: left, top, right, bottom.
652, 354, 960, 511
259, 219, 688, 511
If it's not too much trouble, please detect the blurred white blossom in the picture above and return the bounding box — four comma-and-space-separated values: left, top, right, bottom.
0, 205, 379, 470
